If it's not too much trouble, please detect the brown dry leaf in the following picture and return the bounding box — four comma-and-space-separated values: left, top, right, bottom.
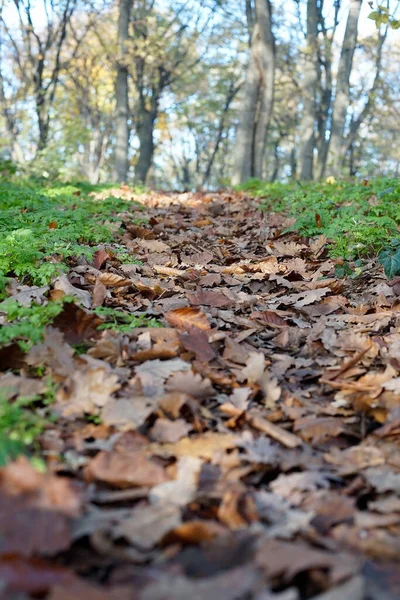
132, 328, 180, 361
256, 538, 357, 583
99, 272, 131, 288
199, 273, 222, 286
131, 276, 172, 295
163, 520, 226, 545
242, 352, 266, 384
87, 330, 122, 363
92, 248, 110, 270
8, 284, 49, 307
325, 446, 385, 474
150, 432, 238, 459
26, 327, 75, 377
0, 373, 47, 400
218, 488, 258, 529
150, 456, 202, 506
166, 369, 214, 398
0, 457, 82, 557
53, 275, 92, 308
223, 337, 249, 364
56, 363, 120, 417
179, 328, 216, 362
293, 416, 347, 444
0, 456, 81, 516
92, 278, 107, 308
140, 565, 262, 600
187, 287, 232, 308
53, 302, 103, 344
164, 306, 211, 331
101, 396, 159, 430
272, 241, 307, 257
158, 392, 190, 419
84, 449, 168, 488
135, 358, 191, 397
115, 502, 181, 551
137, 239, 171, 253
181, 250, 214, 267
149, 418, 192, 443
250, 310, 288, 327
271, 471, 331, 505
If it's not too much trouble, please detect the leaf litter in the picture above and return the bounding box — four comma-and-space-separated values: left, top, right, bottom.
1, 188, 400, 598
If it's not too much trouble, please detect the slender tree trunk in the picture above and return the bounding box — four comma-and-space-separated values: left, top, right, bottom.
202, 80, 240, 187
325, 0, 362, 178
231, 0, 275, 185
135, 104, 157, 183
316, 0, 340, 179
297, 0, 319, 180
115, 0, 132, 183
253, 0, 275, 179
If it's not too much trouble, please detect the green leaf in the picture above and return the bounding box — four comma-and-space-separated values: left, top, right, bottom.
379, 248, 400, 278
368, 11, 382, 20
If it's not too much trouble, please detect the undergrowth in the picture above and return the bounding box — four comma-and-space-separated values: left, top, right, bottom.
0, 181, 145, 285
0, 180, 155, 464
241, 178, 400, 277
0, 380, 57, 467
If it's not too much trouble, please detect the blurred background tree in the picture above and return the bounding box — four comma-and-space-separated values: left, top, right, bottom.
0, 0, 398, 187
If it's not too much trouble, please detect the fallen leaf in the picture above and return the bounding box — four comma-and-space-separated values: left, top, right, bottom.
149, 418, 192, 443
150, 456, 202, 506
165, 306, 211, 331
151, 432, 238, 459
56, 363, 120, 416
179, 328, 216, 362
187, 287, 232, 308
92, 248, 110, 270
53, 275, 92, 308
84, 449, 168, 488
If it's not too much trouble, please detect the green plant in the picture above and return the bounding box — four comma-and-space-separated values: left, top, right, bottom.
379, 241, 400, 278
0, 381, 56, 466
94, 306, 160, 332
0, 299, 66, 350
245, 178, 400, 264
0, 181, 146, 285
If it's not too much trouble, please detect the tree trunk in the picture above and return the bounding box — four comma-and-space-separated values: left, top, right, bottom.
252, 0, 275, 179
202, 80, 240, 187
115, 0, 132, 183
231, 0, 275, 185
135, 104, 157, 184
297, 0, 319, 180
325, 0, 362, 178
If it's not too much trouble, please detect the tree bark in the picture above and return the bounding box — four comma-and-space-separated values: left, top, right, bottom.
115, 0, 132, 183
135, 102, 157, 184
325, 0, 362, 178
201, 80, 241, 187
231, 0, 275, 185
297, 0, 319, 180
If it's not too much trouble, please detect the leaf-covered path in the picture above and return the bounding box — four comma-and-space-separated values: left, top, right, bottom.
1, 188, 400, 599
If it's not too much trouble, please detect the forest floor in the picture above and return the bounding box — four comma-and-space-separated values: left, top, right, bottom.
1, 181, 400, 599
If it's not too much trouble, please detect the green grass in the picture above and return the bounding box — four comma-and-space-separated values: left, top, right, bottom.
241, 178, 400, 274
0, 380, 57, 466
0, 181, 145, 285
0, 298, 68, 350
0, 179, 158, 464
94, 306, 161, 332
